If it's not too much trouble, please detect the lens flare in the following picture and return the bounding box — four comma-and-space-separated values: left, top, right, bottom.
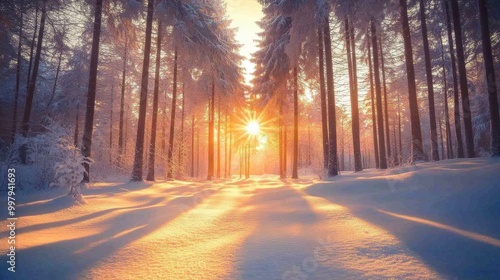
246, 121, 260, 136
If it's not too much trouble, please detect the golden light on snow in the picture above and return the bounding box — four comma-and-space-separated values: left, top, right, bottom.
246, 120, 260, 136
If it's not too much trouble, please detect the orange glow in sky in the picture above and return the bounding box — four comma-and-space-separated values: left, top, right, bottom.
226, 0, 264, 86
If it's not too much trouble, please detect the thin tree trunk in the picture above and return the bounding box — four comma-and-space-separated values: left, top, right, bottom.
26, 6, 38, 91
439, 32, 453, 159
224, 113, 228, 178
279, 99, 284, 178
318, 27, 329, 170
74, 103, 79, 147
119, 38, 127, 159
131, 0, 154, 181
324, 18, 338, 177
478, 0, 500, 157
292, 65, 299, 179
178, 82, 185, 177
379, 33, 391, 163
191, 115, 195, 177
146, 21, 162, 181
371, 20, 388, 169
368, 37, 380, 169
400, 0, 424, 162
217, 93, 221, 178
46, 48, 62, 110
109, 85, 113, 153
444, 0, 464, 158
284, 125, 288, 176
12, 7, 23, 143
20, 1, 47, 164
439, 115, 445, 159
207, 79, 215, 180
345, 18, 362, 172
398, 97, 403, 164
229, 117, 233, 177
450, 0, 475, 158
166, 47, 178, 180
419, 0, 439, 161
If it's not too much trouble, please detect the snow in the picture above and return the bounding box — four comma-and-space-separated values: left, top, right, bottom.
1, 158, 500, 279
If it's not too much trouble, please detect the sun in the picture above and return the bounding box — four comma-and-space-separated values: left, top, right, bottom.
246, 121, 260, 136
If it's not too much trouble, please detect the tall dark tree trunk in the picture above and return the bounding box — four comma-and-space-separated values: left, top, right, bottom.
284, 125, 288, 176
398, 98, 403, 165
399, 0, 424, 162
292, 65, 299, 179
318, 27, 329, 170
12, 7, 23, 143
74, 103, 80, 147
324, 18, 338, 177
450, 0, 475, 158
207, 79, 215, 180
478, 0, 500, 157
131, 0, 154, 181
279, 99, 285, 178
368, 38, 380, 169
166, 48, 178, 180
439, 33, 453, 159
20, 1, 47, 164
345, 18, 362, 172
444, 0, 464, 158
179, 82, 185, 176
26, 6, 38, 91
109, 86, 113, 152
419, 0, 439, 161
379, 35, 391, 163
371, 20, 388, 169
439, 115, 445, 159
146, 21, 162, 181
118, 39, 128, 159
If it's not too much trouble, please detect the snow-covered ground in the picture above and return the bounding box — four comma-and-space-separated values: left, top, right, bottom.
1, 158, 500, 279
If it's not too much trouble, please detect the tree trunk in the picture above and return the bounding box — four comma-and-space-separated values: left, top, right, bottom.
217, 93, 221, 178
12, 7, 23, 144
324, 18, 338, 177
207, 79, 215, 180
229, 117, 233, 177
178, 82, 185, 177
439, 32, 453, 159
46, 48, 63, 110
279, 99, 284, 178
379, 34, 391, 164
20, 1, 47, 164
371, 20, 387, 169
109, 85, 113, 154
444, 0, 464, 158
26, 6, 38, 91
450, 0, 475, 158
146, 21, 162, 181
345, 18, 362, 172
130, 0, 154, 181
74, 103, 79, 147
419, 0, 439, 161
224, 113, 228, 178
478, 0, 500, 157
318, 27, 329, 170
166, 48, 178, 180
118, 39, 127, 159
292, 65, 299, 179
368, 37, 380, 169
399, 0, 424, 162
191, 115, 195, 177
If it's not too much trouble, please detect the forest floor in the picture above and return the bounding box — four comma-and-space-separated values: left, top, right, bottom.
1, 158, 500, 279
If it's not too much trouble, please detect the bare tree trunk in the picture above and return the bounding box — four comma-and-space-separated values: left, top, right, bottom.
399, 0, 424, 162
284, 125, 288, 176
279, 99, 284, 178
146, 21, 162, 181
444, 0, 464, 158
324, 18, 338, 177
118, 39, 128, 159
130, 0, 154, 181
26, 6, 38, 91
109, 85, 113, 158
224, 113, 228, 178
379, 34, 391, 164
450, 0, 475, 158
12, 6, 23, 144
368, 37, 380, 169
46, 48, 63, 110
74, 103, 79, 147
191, 115, 195, 177
318, 28, 329, 170
178, 82, 185, 177
20, 1, 47, 164
166, 48, 178, 180
292, 65, 299, 179
371, 20, 388, 169
439, 32, 453, 159
345, 18, 362, 172
478, 0, 500, 157
217, 93, 221, 178
229, 117, 233, 177
207, 80, 215, 180
419, 0, 439, 161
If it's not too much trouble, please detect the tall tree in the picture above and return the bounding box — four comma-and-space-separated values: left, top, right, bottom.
292, 65, 299, 179
118, 38, 128, 160
166, 48, 178, 180
371, 19, 387, 169
450, 0, 475, 158
444, 0, 464, 158
345, 17, 362, 172
478, 0, 500, 157
20, 0, 47, 164
318, 28, 329, 170
399, 0, 424, 162
324, 18, 338, 177
368, 37, 379, 168
379, 34, 391, 164
419, 0, 439, 161
11, 1, 23, 143
207, 79, 215, 180
131, 0, 154, 182
146, 21, 162, 181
